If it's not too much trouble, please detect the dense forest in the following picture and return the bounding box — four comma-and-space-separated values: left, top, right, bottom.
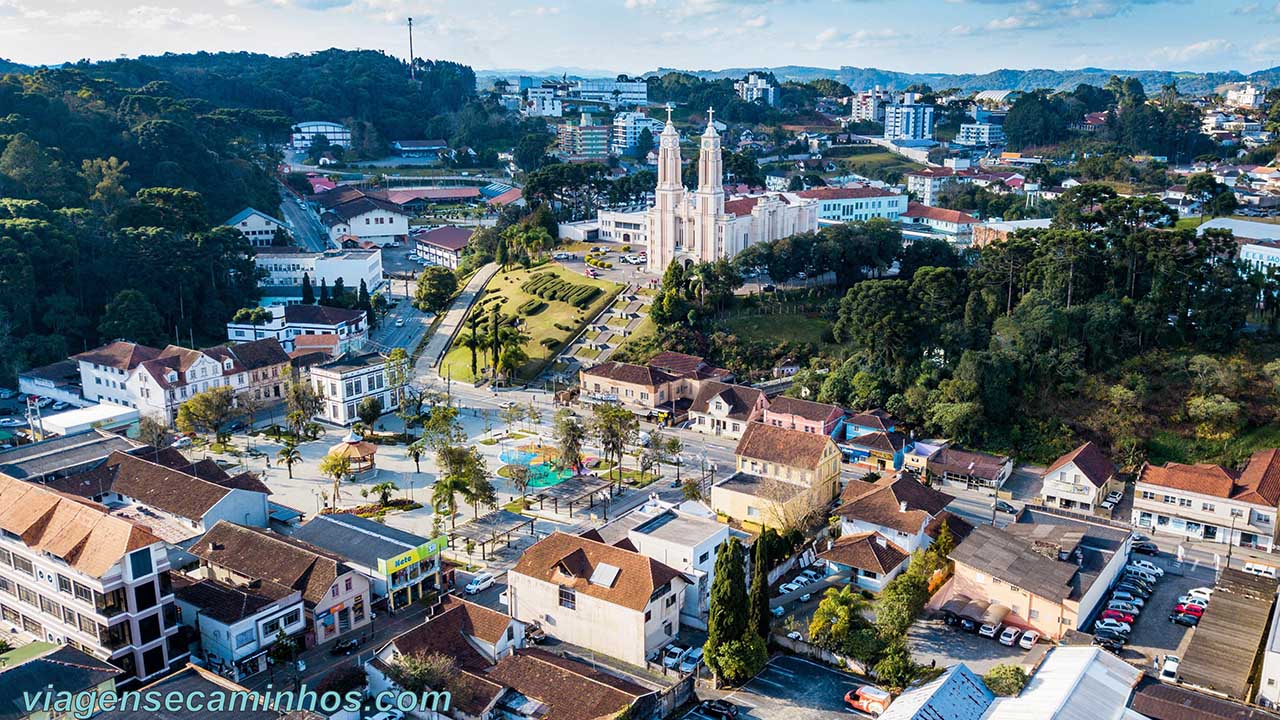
633, 185, 1280, 467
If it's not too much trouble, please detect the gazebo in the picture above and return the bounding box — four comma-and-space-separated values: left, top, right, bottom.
328, 429, 377, 473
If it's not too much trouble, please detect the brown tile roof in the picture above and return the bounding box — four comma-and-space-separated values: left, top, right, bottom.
735, 422, 834, 470
1234, 448, 1280, 506
723, 197, 762, 216
835, 475, 954, 534
647, 351, 730, 381
929, 447, 1010, 482
71, 341, 161, 370
924, 510, 975, 543
817, 532, 908, 574
228, 338, 290, 370
1138, 462, 1238, 499
581, 361, 677, 388
172, 574, 294, 625
689, 381, 763, 420
129, 447, 271, 496
1130, 676, 1280, 720
795, 186, 900, 201
1044, 441, 1116, 489
484, 648, 649, 720
191, 521, 349, 606
847, 431, 910, 454
415, 225, 473, 251
512, 532, 687, 612
904, 202, 979, 225
846, 409, 897, 432
0, 474, 161, 577
765, 396, 844, 424
389, 596, 513, 669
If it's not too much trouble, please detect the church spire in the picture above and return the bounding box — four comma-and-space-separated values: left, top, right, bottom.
697, 106, 723, 197
655, 102, 682, 191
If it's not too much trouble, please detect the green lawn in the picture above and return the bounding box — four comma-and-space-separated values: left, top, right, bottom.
441, 265, 621, 382
722, 313, 832, 347
840, 151, 925, 182
1177, 215, 1280, 230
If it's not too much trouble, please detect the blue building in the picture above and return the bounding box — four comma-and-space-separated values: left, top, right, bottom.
879, 664, 994, 720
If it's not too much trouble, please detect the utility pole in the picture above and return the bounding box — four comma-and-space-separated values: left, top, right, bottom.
407, 18, 415, 81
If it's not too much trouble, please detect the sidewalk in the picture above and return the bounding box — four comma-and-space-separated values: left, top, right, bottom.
417, 262, 499, 375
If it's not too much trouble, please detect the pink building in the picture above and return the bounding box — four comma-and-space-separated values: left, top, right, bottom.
761, 396, 845, 436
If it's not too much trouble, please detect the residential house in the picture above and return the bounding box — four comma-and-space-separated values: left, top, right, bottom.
842, 431, 913, 471
190, 521, 372, 645
225, 304, 368, 354
944, 510, 1132, 641
45, 448, 271, 543
901, 203, 980, 245
506, 531, 690, 667
877, 664, 994, 720
1131, 449, 1280, 552
227, 338, 291, 405
223, 208, 287, 247
309, 352, 401, 426
902, 439, 947, 477
834, 475, 959, 554
842, 409, 898, 437
579, 351, 729, 419
928, 446, 1013, 491
761, 395, 844, 436
712, 423, 842, 530
817, 532, 909, 592
797, 186, 909, 224
291, 513, 445, 612
0, 474, 183, 683
172, 574, 305, 681
687, 381, 766, 439
411, 225, 472, 270
1040, 442, 1118, 515
101, 663, 285, 720
0, 644, 121, 720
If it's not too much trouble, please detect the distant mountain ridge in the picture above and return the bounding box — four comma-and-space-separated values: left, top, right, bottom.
0, 58, 31, 74
645, 65, 1280, 95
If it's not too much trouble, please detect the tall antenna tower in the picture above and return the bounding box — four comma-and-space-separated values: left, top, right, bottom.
407, 17, 416, 81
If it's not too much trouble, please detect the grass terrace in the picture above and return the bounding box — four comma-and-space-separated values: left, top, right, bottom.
441, 265, 620, 382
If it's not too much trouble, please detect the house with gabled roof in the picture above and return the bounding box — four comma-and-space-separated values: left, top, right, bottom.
1132, 449, 1280, 552
712, 423, 842, 531
761, 395, 845, 437
578, 351, 729, 419
835, 474, 963, 555
507, 532, 690, 666
222, 207, 286, 247
1041, 441, 1118, 515
687, 381, 767, 439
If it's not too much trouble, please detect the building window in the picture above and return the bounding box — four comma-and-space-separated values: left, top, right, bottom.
344, 578, 352, 592
1178, 498, 1192, 508
235, 628, 256, 649
1202, 502, 1216, 512
17, 585, 37, 607
645, 609, 651, 621
11, 556, 33, 576
57, 575, 72, 595
73, 582, 93, 604
558, 586, 576, 610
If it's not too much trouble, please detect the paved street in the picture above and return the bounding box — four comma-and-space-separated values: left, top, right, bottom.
418, 262, 499, 373
277, 187, 330, 252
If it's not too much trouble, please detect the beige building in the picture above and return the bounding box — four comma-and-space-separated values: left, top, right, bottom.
687, 381, 766, 439
578, 351, 730, 418
1040, 441, 1118, 514
1131, 449, 1280, 552
507, 532, 690, 667
711, 422, 841, 530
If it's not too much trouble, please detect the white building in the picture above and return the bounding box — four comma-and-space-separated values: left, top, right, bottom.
612, 111, 664, 155
884, 104, 935, 141
72, 342, 162, 409
129, 345, 249, 425
321, 197, 410, 247
1040, 442, 1118, 515
523, 87, 563, 118
796, 186, 909, 223
901, 202, 980, 244
291, 121, 351, 149
905, 167, 974, 206
850, 87, 895, 123
226, 304, 367, 354
735, 73, 777, 106
173, 575, 305, 682
954, 122, 1005, 147
413, 226, 472, 270
255, 247, 384, 298
309, 352, 400, 426
1259, 598, 1280, 707
1132, 450, 1280, 552
507, 532, 690, 667
1227, 84, 1266, 110
0, 475, 184, 683
571, 79, 648, 107
223, 208, 287, 247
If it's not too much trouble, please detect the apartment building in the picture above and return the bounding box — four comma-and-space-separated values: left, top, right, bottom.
612, 111, 664, 155
954, 122, 1006, 147
309, 352, 400, 426
571, 79, 648, 107
507, 532, 690, 667
254, 247, 384, 297
557, 112, 612, 161
849, 86, 895, 123
712, 423, 842, 530
1040, 442, 1118, 514
0, 475, 183, 684
191, 521, 372, 645
796, 186, 909, 224
72, 342, 162, 408
901, 202, 980, 244
884, 103, 935, 141
735, 73, 777, 106
1131, 449, 1280, 551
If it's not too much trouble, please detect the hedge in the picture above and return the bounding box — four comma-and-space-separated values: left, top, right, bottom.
520, 273, 602, 309
517, 299, 547, 316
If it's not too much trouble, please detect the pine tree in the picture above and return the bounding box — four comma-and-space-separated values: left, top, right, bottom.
358, 279, 371, 310
704, 538, 748, 681
333, 277, 347, 304
301, 273, 315, 305
747, 535, 771, 641
320, 278, 329, 303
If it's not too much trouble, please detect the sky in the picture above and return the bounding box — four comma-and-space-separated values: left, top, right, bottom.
1, 0, 1278, 76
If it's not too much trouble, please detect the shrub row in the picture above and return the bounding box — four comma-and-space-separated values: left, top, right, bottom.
520, 273, 602, 308
586, 258, 614, 269
517, 299, 547, 316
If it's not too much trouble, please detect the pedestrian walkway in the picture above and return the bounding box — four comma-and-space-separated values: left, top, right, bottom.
417, 262, 499, 376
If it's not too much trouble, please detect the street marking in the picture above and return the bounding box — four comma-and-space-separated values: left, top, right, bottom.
752, 676, 785, 688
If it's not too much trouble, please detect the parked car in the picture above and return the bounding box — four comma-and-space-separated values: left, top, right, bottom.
786, 631, 802, 640
1186, 587, 1213, 601
1177, 595, 1209, 609
1019, 630, 1041, 649
959, 617, 979, 633
661, 644, 689, 668
1101, 609, 1135, 624
1110, 591, 1146, 607
779, 582, 803, 594
328, 637, 360, 656
1094, 627, 1129, 643
1159, 656, 1180, 683
997, 627, 1022, 646
762, 284, 777, 293
0, 388, 15, 399
1124, 566, 1159, 585
1105, 490, 1124, 505
1107, 600, 1142, 615
698, 700, 739, 719
1095, 618, 1131, 634
801, 569, 824, 582
679, 647, 704, 674
1116, 579, 1153, 597
993, 500, 1017, 514
978, 622, 1002, 638
465, 573, 495, 595
1132, 541, 1160, 556
770, 606, 784, 617
1172, 603, 1204, 617
792, 575, 812, 587
844, 686, 892, 716
0, 417, 25, 427
525, 622, 547, 644
395, 318, 405, 327
799, 592, 812, 603
1169, 612, 1200, 627
1093, 636, 1125, 654
1128, 559, 1164, 577
172, 436, 193, 448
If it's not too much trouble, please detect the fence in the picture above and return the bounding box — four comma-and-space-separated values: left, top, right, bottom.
771, 632, 868, 675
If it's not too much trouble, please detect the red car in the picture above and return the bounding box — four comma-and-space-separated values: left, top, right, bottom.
1173, 603, 1204, 617
1100, 609, 1135, 624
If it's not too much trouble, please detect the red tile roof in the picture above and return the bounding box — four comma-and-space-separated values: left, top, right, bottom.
836, 475, 954, 534
795, 187, 900, 201
1044, 441, 1116, 489
71, 341, 161, 370
735, 422, 835, 470
512, 532, 688, 612
723, 196, 762, 216
415, 225, 473, 251
1146, 449, 1280, 507
487, 188, 525, 206
903, 202, 979, 225
817, 532, 908, 574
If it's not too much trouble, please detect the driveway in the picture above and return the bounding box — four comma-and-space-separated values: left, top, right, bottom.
685, 655, 866, 720
908, 616, 1030, 675
1001, 465, 1045, 502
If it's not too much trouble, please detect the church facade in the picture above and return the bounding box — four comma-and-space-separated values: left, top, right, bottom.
598, 110, 818, 273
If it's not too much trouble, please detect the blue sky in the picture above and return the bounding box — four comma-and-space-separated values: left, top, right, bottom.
1, 0, 1277, 75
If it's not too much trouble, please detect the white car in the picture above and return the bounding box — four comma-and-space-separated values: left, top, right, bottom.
661, 644, 688, 668
1105, 490, 1124, 504
465, 573, 495, 595
1177, 595, 1209, 608
997, 627, 1022, 646
786, 631, 802, 640
779, 582, 802, 594
172, 436, 193, 448
1127, 559, 1164, 577
1108, 600, 1141, 615
1095, 618, 1131, 634
792, 575, 813, 586
395, 318, 406, 327
678, 647, 703, 673
1186, 587, 1213, 601
978, 623, 1002, 638
1019, 630, 1040, 649
0, 417, 24, 427
801, 569, 824, 582
1159, 656, 1180, 683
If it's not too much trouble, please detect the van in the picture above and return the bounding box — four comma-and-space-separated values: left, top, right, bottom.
1244, 562, 1279, 578
1124, 566, 1158, 585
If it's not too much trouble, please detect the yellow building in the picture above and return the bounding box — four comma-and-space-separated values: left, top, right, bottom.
711, 422, 841, 530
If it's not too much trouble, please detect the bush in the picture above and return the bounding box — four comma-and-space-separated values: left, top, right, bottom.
984, 664, 1028, 696
517, 299, 547, 316
539, 337, 559, 348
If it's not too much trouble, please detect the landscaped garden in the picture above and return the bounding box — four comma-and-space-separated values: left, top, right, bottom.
440, 264, 620, 383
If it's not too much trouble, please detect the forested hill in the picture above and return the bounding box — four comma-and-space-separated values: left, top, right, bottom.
0, 59, 29, 74
61, 50, 477, 142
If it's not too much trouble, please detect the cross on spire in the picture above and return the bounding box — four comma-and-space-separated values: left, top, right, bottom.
665, 102, 674, 124
707, 106, 715, 125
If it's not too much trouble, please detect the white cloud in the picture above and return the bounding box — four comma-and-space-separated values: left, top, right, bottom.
744, 13, 769, 27
1150, 38, 1234, 63
809, 26, 900, 50
512, 5, 560, 15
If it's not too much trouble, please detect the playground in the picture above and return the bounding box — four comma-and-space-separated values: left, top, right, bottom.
498, 443, 575, 487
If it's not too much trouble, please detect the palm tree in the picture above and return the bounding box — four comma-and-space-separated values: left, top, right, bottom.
371, 480, 399, 506
496, 345, 529, 383
277, 443, 301, 479
318, 454, 352, 509
406, 439, 427, 473
457, 331, 481, 377
432, 472, 466, 528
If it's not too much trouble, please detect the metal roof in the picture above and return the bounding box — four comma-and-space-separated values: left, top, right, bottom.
1179, 568, 1278, 700
981, 646, 1142, 720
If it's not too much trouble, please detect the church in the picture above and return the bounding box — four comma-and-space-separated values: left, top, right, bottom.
596, 109, 818, 273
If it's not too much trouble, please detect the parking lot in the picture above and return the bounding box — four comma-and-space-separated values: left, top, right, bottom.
907, 616, 1032, 675
684, 656, 866, 720
1102, 553, 1217, 667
